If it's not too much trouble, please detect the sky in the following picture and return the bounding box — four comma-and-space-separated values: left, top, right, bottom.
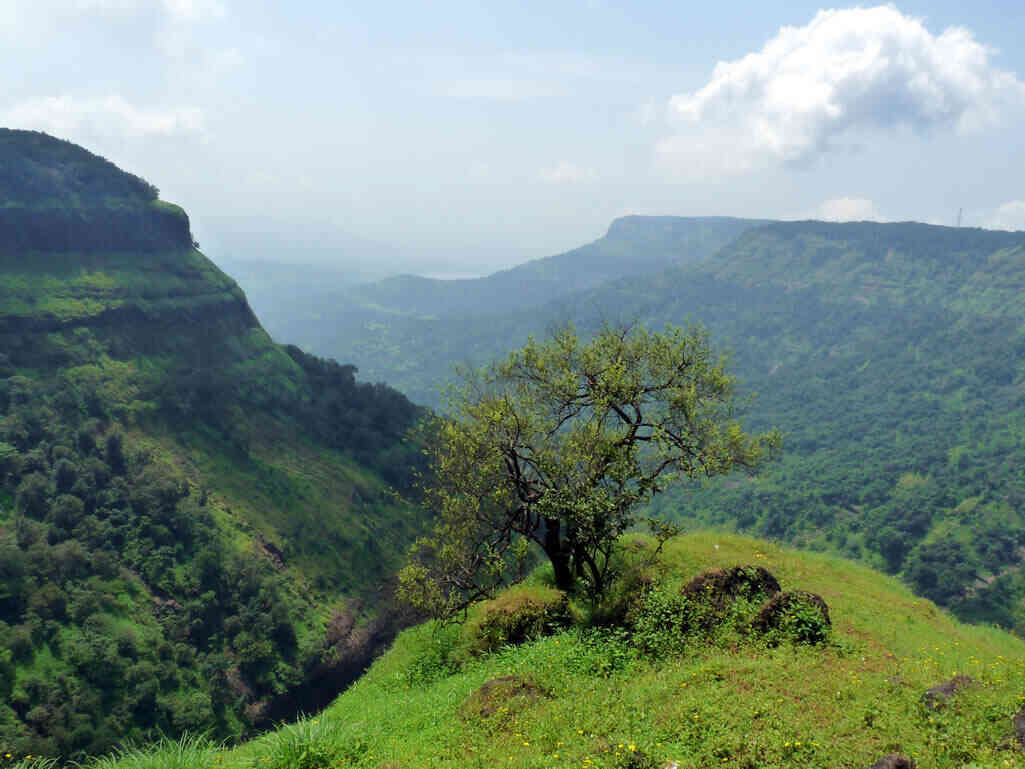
2, 0, 1024, 274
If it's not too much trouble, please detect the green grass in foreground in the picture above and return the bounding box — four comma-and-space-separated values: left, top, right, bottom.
10, 532, 1025, 769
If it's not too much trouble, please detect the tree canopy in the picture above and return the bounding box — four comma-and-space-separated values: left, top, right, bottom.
400, 324, 781, 615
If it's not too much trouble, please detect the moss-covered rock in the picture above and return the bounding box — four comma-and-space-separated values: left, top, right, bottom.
462, 586, 573, 656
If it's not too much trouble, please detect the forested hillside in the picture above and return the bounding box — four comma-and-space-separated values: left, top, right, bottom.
288, 218, 1025, 632
0, 130, 426, 759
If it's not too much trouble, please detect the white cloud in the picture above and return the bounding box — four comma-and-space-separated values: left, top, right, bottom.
72, 0, 226, 21
660, 6, 1025, 177
447, 78, 555, 103
3, 94, 205, 140
6, 0, 224, 21
539, 162, 598, 184
813, 197, 882, 222
984, 200, 1025, 231
0, 0, 225, 49
160, 0, 224, 22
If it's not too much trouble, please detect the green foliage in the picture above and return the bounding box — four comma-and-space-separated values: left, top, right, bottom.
0, 130, 432, 765
402, 623, 463, 687
249, 719, 340, 769
84, 733, 219, 769
460, 586, 573, 656
0, 367, 329, 757
402, 324, 780, 615
0, 367, 316, 753
765, 593, 831, 646
280, 346, 425, 488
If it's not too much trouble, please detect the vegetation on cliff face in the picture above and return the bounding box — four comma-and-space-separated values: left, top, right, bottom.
24, 532, 1025, 769
0, 131, 426, 759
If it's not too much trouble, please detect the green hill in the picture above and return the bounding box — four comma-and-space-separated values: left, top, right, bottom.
35, 532, 1025, 769
273, 218, 1025, 631
0, 130, 427, 759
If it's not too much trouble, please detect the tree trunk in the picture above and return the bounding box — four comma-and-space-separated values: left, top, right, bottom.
574, 542, 603, 598
543, 516, 574, 591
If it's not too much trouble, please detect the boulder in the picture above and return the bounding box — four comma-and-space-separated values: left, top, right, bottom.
920, 675, 977, 710
751, 590, 831, 644
868, 755, 915, 769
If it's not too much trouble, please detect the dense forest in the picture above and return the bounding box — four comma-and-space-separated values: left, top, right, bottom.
0, 348, 424, 757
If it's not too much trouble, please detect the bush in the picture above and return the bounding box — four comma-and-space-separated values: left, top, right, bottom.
403, 622, 462, 687
258, 718, 347, 769
751, 590, 832, 645
588, 540, 661, 627
461, 585, 573, 656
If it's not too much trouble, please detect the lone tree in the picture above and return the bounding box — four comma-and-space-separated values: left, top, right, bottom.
399, 324, 780, 616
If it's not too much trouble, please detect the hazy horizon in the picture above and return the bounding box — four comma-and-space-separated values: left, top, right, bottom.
3, 1, 1024, 274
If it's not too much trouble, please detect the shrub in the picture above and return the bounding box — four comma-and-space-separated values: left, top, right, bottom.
751, 590, 831, 645
461, 585, 573, 656
404, 622, 461, 687
256, 718, 348, 769
588, 539, 661, 627
458, 675, 549, 724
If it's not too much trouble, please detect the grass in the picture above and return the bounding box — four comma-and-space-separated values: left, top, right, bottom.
0, 248, 241, 324
26, 531, 1025, 769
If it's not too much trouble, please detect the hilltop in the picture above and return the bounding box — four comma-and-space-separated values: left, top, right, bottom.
37, 532, 1025, 769
0, 131, 427, 758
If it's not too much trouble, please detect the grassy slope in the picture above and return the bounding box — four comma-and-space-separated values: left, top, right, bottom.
41, 532, 1025, 769
0, 247, 244, 325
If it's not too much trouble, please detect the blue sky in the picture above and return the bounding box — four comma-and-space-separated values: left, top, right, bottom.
2, 1, 1023, 273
